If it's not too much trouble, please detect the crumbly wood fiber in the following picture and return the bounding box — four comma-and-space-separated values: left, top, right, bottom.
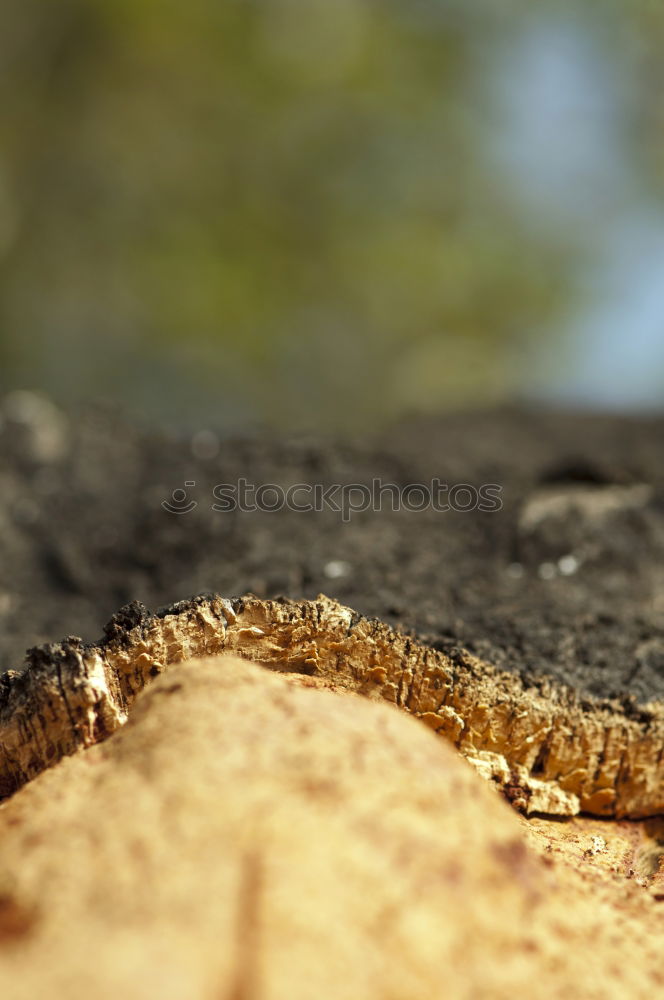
1, 594, 663, 817
1, 655, 664, 1000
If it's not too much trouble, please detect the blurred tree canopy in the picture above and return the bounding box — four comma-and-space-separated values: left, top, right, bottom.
1, 1, 662, 428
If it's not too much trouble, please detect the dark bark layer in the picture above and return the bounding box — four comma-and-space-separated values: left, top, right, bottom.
3, 398, 664, 708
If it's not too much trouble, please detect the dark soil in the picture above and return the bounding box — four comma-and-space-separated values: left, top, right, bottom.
3, 393, 664, 705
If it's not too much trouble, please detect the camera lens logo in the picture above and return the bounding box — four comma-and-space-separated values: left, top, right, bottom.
162, 481, 198, 514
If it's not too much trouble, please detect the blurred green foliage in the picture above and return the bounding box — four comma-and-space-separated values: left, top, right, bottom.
0, 1, 661, 428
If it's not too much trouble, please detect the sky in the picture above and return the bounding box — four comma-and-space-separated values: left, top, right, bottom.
492, 12, 664, 409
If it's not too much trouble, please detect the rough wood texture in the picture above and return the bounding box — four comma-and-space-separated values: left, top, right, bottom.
1, 655, 663, 1000
1, 594, 664, 817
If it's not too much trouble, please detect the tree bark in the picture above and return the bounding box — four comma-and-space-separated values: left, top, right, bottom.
1, 594, 663, 817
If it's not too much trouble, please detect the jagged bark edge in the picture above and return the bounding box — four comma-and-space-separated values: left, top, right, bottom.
0, 593, 662, 818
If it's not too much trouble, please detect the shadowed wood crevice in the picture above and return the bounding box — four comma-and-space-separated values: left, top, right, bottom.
1, 593, 664, 818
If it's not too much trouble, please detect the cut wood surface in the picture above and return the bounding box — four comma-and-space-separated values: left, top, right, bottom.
1, 654, 664, 1000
